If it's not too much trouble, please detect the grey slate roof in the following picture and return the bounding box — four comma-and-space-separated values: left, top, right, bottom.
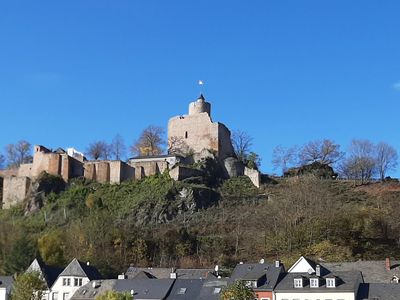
166, 279, 204, 300
357, 283, 400, 300
27, 258, 63, 288
125, 267, 215, 280
324, 260, 400, 283
59, 258, 102, 280
197, 279, 228, 300
0, 276, 14, 291
275, 270, 363, 293
229, 262, 283, 291
71, 279, 174, 300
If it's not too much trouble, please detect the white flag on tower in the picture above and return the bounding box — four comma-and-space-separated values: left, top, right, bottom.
198, 80, 204, 85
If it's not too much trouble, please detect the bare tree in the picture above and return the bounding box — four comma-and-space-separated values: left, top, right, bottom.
339, 139, 376, 183
375, 142, 398, 180
299, 139, 343, 165
272, 145, 299, 174
131, 125, 166, 156
110, 134, 126, 160
86, 141, 111, 160
231, 130, 253, 163
168, 136, 192, 156
5, 140, 32, 168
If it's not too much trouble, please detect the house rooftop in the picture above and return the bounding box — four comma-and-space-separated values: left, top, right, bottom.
59, 258, 102, 280
71, 279, 174, 300
166, 279, 203, 300
27, 258, 63, 288
125, 267, 215, 280
358, 283, 400, 300
274, 270, 363, 292
229, 262, 283, 291
0, 276, 14, 290
324, 260, 400, 283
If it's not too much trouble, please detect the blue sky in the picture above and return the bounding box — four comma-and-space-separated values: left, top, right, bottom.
0, 1, 399, 176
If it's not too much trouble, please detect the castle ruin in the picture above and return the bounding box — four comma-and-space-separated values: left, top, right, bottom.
0, 94, 260, 209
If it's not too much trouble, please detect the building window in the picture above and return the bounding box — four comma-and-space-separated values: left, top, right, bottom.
52, 292, 58, 300
63, 293, 69, 300
62, 278, 71, 286
74, 278, 83, 286
310, 278, 319, 288
326, 278, 336, 288
294, 278, 303, 288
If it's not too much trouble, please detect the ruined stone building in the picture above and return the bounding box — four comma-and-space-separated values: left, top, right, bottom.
0, 93, 260, 209
168, 94, 235, 159
0, 146, 135, 208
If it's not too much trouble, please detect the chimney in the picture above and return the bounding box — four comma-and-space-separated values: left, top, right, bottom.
316, 265, 321, 277
275, 260, 281, 268
170, 267, 177, 279
118, 273, 126, 280
386, 258, 391, 271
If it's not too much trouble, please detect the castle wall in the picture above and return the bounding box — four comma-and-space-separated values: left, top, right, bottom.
84, 161, 134, 184
244, 167, 261, 188
168, 113, 221, 156
17, 163, 33, 177
2, 176, 30, 209
217, 123, 235, 159
129, 161, 164, 179
120, 162, 135, 182
168, 96, 235, 160
84, 163, 96, 181
169, 166, 203, 181
31, 147, 62, 178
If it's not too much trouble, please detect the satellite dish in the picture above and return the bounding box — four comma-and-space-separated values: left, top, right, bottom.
215, 265, 219, 272
259, 258, 265, 264
307, 268, 314, 275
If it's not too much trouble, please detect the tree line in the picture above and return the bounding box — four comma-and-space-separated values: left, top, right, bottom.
1, 132, 398, 183
272, 139, 398, 182
0, 126, 167, 169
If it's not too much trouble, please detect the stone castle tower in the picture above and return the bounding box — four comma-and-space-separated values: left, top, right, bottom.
168, 94, 235, 159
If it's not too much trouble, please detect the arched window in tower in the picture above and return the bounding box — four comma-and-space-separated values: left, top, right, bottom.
185, 131, 188, 139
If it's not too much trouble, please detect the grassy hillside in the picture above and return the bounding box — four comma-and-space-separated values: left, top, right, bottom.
1, 173, 399, 277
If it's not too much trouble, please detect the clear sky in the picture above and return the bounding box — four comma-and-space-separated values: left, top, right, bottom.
0, 1, 399, 176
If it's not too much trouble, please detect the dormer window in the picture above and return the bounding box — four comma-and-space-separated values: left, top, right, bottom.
294, 278, 303, 288
326, 277, 336, 288
310, 278, 319, 288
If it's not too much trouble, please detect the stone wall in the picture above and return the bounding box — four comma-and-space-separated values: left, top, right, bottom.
84, 161, 110, 183
169, 166, 203, 181
84, 161, 135, 184
2, 176, 31, 209
129, 160, 168, 179
244, 167, 261, 188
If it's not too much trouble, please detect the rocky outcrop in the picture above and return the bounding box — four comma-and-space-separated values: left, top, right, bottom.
133, 186, 219, 226
24, 172, 66, 215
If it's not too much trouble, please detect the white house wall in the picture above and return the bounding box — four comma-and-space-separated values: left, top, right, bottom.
50, 276, 90, 300
0, 288, 7, 300
288, 257, 315, 273
275, 292, 355, 300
